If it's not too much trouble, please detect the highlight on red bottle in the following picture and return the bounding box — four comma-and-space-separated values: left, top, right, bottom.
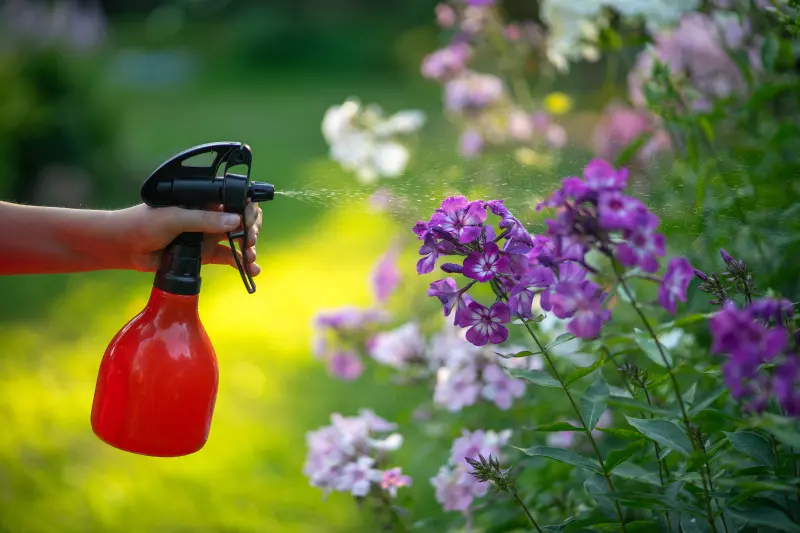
91, 287, 219, 457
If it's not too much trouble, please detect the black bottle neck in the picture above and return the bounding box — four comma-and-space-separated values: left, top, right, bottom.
154, 232, 203, 295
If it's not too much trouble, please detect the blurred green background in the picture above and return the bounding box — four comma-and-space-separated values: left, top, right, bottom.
0, 1, 605, 531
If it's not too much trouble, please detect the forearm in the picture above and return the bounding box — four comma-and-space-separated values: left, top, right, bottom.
0, 201, 130, 275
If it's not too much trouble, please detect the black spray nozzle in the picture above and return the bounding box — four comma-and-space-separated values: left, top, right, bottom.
141, 142, 276, 295
249, 181, 274, 202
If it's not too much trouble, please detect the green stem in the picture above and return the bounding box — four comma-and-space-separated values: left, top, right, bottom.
612, 266, 719, 533
522, 319, 628, 533
613, 356, 671, 530
512, 490, 544, 533
377, 490, 408, 532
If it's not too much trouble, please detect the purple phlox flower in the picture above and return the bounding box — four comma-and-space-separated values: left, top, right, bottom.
304, 410, 403, 496
430, 196, 488, 244
369, 322, 424, 370
327, 351, 364, 381
722, 351, 762, 400
413, 220, 430, 239
709, 302, 788, 362
450, 428, 512, 468
509, 266, 557, 318
381, 468, 412, 498
422, 43, 472, 82
454, 292, 476, 327
431, 465, 487, 512
461, 301, 511, 346
539, 261, 586, 313
463, 242, 510, 282
429, 277, 461, 316
466, 0, 494, 4
434, 364, 481, 412
417, 233, 457, 274
480, 363, 526, 410
617, 225, 666, 273
372, 248, 402, 303
773, 356, 800, 416
750, 298, 795, 324
562, 282, 611, 339
583, 159, 629, 192
658, 257, 694, 314
597, 191, 648, 232
538, 177, 591, 210
337, 456, 383, 497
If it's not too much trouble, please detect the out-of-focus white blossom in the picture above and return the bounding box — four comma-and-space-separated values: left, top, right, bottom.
539, 0, 701, 72
321, 98, 425, 184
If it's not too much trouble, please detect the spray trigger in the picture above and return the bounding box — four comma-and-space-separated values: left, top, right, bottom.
140, 141, 274, 295
228, 228, 255, 294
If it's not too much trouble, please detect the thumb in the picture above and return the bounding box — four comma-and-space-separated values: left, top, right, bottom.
163, 207, 241, 234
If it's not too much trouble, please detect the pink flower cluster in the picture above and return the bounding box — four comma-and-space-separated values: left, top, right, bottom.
303, 409, 412, 498
428, 324, 539, 412
431, 428, 512, 512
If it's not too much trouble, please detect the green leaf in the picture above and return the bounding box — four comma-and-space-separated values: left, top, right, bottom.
506, 368, 560, 388
633, 328, 673, 367
723, 431, 775, 469
581, 376, 609, 430
658, 312, 714, 331
583, 473, 616, 519
759, 413, 800, 448
605, 395, 676, 417
526, 421, 582, 432
565, 354, 606, 387
514, 445, 602, 473
548, 332, 576, 350
611, 463, 662, 487
688, 386, 728, 416
596, 427, 646, 440
494, 349, 538, 359
625, 416, 693, 456
600, 491, 706, 517
725, 503, 800, 533
614, 132, 651, 167
698, 117, 714, 143
605, 439, 649, 472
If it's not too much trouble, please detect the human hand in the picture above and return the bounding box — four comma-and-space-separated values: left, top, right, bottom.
115, 202, 263, 276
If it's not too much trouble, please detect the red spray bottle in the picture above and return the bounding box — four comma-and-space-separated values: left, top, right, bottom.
91, 142, 274, 457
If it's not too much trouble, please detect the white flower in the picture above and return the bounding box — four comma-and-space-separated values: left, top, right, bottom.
374, 110, 426, 136
539, 0, 700, 72
322, 99, 360, 144
321, 98, 425, 183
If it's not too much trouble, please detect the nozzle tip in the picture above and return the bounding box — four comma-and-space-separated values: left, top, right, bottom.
249, 181, 274, 202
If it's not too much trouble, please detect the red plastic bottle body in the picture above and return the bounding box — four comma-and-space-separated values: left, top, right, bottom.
91, 287, 218, 457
